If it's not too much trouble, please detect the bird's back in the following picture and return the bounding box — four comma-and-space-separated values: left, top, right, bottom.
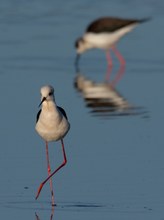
86, 17, 150, 33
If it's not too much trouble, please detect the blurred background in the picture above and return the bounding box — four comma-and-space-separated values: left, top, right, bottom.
0, 0, 163, 219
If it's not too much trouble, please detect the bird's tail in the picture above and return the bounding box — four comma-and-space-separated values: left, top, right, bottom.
139, 17, 151, 23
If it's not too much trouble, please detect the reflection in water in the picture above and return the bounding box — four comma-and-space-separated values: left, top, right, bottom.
35, 206, 54, 220
75, 47, 126, 85
74, 73, 145, 118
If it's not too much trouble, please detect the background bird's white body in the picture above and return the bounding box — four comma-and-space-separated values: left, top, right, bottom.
83, 23, 137, 51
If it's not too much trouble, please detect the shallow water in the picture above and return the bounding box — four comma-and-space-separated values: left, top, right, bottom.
0, 0, 164, 219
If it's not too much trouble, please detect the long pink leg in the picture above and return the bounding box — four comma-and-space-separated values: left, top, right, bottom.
36, 139, 67, 202
105, 51, 113, 81
45, 141, 55, 206
111, 46, 126, 86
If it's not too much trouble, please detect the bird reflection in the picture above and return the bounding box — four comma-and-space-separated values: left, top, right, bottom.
74, 72, 139, 118
35, 206, 54, 220
75, 55, 125, 87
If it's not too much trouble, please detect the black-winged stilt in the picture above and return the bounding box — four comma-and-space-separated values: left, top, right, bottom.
75, 17, 150, 84
35, 85, 70, 206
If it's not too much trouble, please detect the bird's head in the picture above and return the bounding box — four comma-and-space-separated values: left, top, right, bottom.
75, 37, 89, 71
39, 85, 55, 107
75, 37, 88, 54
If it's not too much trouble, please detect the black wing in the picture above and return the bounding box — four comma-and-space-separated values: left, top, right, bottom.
36, 109, 42, 123
57, 106, 68, 120
86, 17, 149, 33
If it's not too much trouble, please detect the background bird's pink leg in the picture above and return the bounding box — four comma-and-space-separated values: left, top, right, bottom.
36, 139, 67, 202
111, 46, 126, 86
45, 141, 55, 206
105, 51, 113, 81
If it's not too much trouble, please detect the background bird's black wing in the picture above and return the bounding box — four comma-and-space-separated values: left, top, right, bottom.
36, 109, 42, 123
57, 106, 68, 119
86, 17, 146, 33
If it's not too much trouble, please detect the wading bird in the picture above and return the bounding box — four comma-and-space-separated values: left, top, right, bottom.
35, 85, 70, 206
75, 17, 150, 85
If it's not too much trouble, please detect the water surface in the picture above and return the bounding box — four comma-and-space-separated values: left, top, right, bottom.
0, 0, 164, 219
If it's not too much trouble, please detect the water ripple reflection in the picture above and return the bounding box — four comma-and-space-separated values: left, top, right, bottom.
2, 197, 153, 216
74, 72, 148, 118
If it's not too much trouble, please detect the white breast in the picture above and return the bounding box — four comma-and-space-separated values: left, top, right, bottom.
35, 105, 70, 142
84, 24, 137, 49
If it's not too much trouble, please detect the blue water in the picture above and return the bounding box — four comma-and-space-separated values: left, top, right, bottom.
0, 0, 164, 219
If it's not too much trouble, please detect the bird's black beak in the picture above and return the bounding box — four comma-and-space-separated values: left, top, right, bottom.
75, 54, 80, 72
38, 97, 46, 107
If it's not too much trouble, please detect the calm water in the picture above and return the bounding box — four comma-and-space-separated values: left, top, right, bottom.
0, 0, 164, 219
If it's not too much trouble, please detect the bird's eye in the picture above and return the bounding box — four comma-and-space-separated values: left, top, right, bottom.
49, 92, 52, 96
